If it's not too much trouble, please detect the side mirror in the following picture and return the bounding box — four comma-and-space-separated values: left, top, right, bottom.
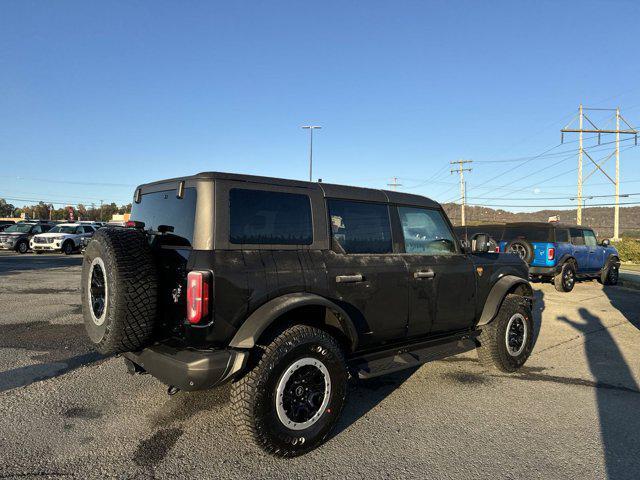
601, 238, 610, 247
472, 233, 490, 253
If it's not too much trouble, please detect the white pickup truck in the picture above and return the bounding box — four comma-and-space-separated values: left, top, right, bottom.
30, 223, 98, 254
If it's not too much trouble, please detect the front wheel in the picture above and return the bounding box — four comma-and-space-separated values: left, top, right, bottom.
477, 295, 533, 373
231, 325, 348, 457
63, 241, 74, 255
599, 259, 619, 286
16, 240, 29, 254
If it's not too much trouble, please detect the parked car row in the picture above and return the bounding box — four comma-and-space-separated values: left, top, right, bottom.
0, 220, 105, 254
454, 221, 620, 292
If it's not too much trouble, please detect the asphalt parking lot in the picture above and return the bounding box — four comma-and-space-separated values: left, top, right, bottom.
1, 251, 639, 479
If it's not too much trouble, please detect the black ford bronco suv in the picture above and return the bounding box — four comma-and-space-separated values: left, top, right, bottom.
82, 172, 534, 456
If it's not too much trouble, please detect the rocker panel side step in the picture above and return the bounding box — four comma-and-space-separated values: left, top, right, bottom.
349, 332, 479, 380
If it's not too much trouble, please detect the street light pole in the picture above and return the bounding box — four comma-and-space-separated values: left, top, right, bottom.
302, 125, 322, 181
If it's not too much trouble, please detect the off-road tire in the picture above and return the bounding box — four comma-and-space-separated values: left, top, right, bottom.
16, 240, 29, 254
81, 228, 157, 355
506, 240, 534, 264
599, 258, 619, 286
231, 325, 348, 457
554, 261, 576, 292
62, 240, 74, 255
477, 295, 533, 373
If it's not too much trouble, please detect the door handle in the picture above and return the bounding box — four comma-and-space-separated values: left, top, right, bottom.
414, 271, 435, 279
335, 274, 364, 283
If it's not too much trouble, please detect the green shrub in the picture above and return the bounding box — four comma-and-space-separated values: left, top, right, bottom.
612, 238, 640, 263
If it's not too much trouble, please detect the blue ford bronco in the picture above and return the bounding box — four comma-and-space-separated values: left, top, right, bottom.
456, 222, 620, 292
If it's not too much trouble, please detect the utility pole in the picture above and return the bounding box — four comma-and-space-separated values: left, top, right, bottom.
387, 177, 402, 191
450, 160, 472, 226
100, 200, 104, 222
561, 105, 637, 238
301, 125, 322, 181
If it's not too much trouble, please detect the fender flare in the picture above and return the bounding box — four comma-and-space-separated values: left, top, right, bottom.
555, 254, 577, 273
229, 292, 359, 351
477, 275, 533, 326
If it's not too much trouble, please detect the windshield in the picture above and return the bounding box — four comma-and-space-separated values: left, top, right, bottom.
49, 225, 77, 234
4, 224, 33, 233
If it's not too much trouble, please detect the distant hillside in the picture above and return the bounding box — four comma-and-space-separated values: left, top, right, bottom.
441, 204, 640, 238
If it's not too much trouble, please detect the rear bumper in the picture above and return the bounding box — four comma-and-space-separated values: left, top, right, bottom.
123, 344, 248, 391
528, 266, 557, 277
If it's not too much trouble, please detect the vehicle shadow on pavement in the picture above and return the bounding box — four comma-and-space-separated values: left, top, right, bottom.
602, 286, 640, 332
0, 255, 82, 274
0, 320, 103, 392
0, 352, 102, 393
558, 308, 640, 480
332, 367, 419, 438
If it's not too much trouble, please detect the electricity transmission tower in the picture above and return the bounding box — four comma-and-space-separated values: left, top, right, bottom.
387, 177, 402, 191
561, 104, 637, 239
450, 160, 472, 226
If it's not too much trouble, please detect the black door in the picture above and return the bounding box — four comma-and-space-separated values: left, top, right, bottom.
324, 199, 409, 347
396, 206, 476, 337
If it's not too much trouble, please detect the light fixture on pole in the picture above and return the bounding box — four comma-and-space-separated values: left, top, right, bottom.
302, 125, 322, 181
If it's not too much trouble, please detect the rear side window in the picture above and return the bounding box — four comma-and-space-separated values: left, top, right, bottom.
327, 199, 392, 254
569, 228, 584, 246
130, 187, 197, 246
398, 207, 456, 255
229, 189, 313, 245
555, 229, 569, 243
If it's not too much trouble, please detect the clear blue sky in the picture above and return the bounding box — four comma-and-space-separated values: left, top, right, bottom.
2, 0, 640, 212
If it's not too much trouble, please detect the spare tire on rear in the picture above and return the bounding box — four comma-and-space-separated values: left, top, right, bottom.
506, 240, 534, 264
82, 228, 158, 355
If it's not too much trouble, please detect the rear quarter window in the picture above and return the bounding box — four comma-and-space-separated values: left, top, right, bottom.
229, 188, 313, 245
130, 187, 197, 246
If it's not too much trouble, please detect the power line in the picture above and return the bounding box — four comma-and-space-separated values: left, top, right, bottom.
466, 201, 640, 208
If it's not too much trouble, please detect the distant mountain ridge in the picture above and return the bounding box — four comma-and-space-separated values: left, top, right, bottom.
441, 204, 640, 238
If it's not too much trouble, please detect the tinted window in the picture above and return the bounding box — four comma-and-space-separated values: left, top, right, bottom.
555, 228, 570, 243
328, 200, 392, 254
31, 225, 42, 234
583, 229, 597, 247
570, 228, 584, 245
503, 226, 552, 242
229, 189, 313, 245
131, 187, 197, 246
84, 226, 95, 233
399, 207, 456, 255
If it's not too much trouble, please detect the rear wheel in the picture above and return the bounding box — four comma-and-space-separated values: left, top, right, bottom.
477, 295, 533, 372
554, 261, 576, 292
231, 325, 348, 457
82, 228, 157, 355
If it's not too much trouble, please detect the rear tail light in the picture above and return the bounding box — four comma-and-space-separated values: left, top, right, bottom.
548, 247, 555, 260
495, 246, 500, 253
125, 220, 145, 229
187, 271, 211, 324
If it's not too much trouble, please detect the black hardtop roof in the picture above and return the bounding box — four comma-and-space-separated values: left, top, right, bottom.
137, 171, 441, 209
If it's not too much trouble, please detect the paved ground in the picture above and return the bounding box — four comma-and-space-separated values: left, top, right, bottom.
1, 251, 639, 479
